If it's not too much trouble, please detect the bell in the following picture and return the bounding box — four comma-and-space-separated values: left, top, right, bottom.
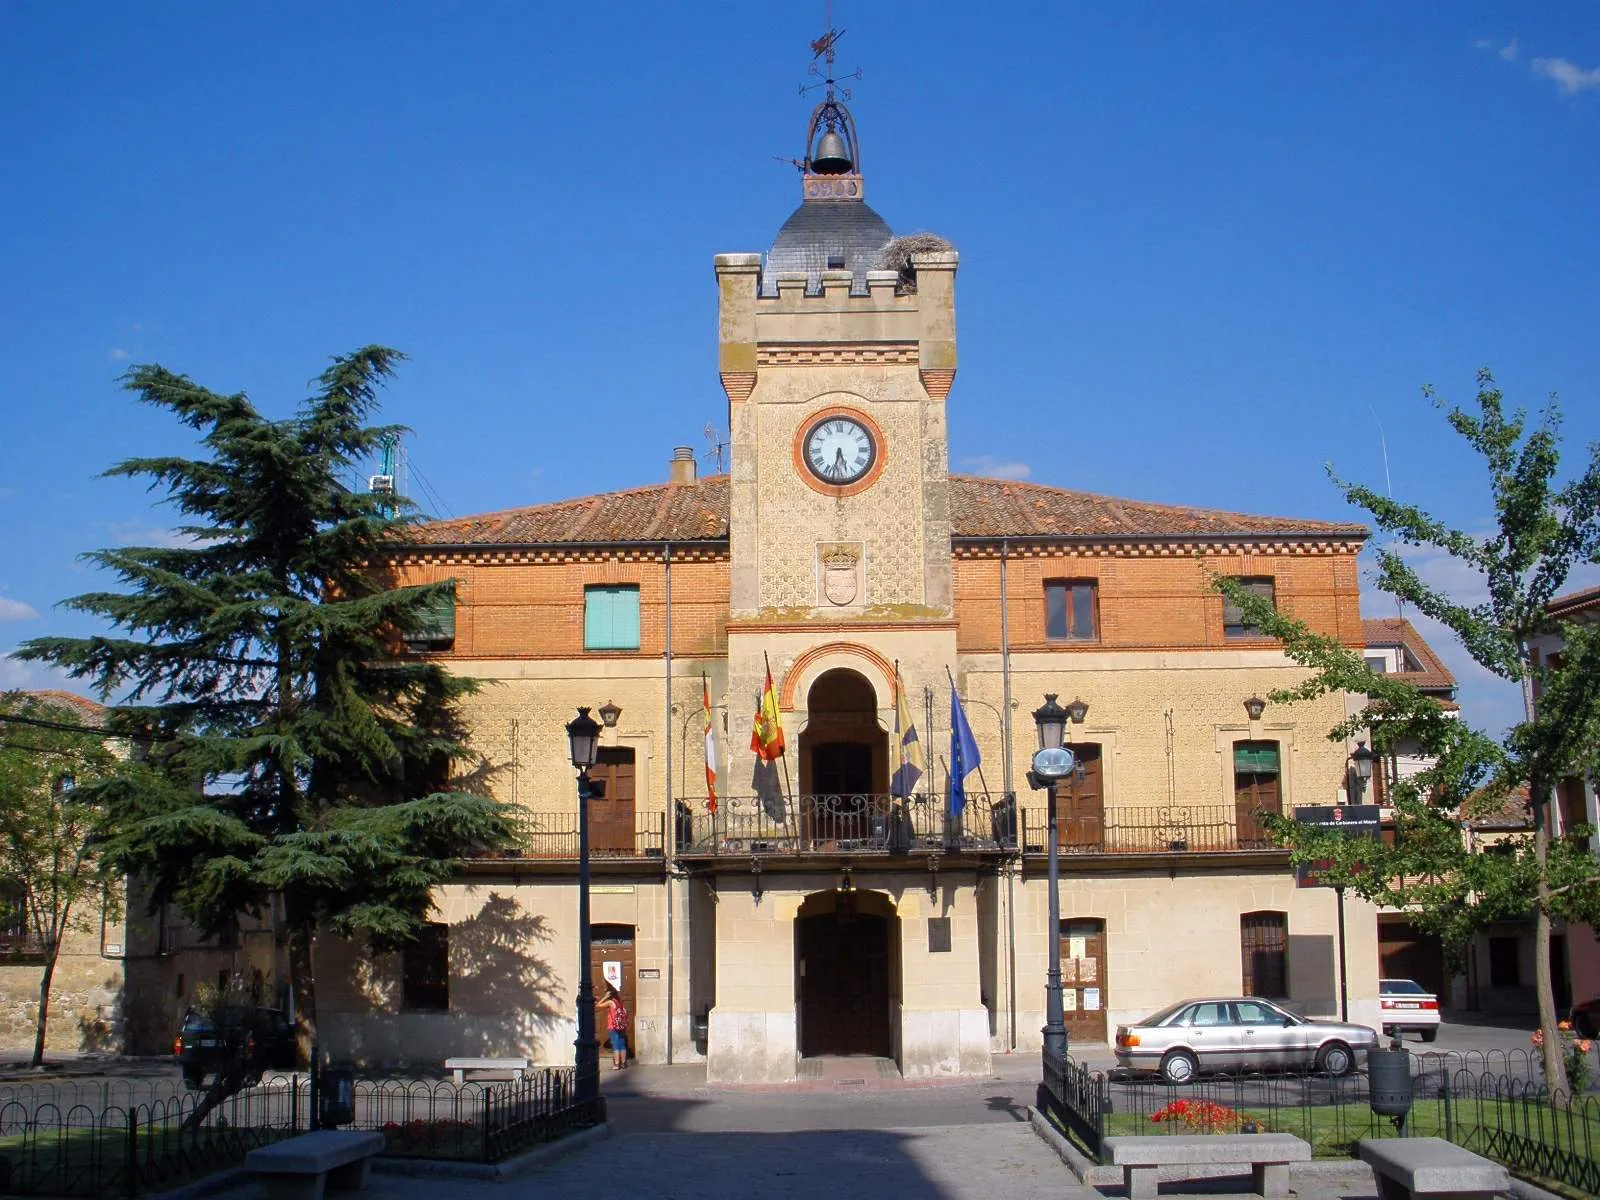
811, 129, 853, 175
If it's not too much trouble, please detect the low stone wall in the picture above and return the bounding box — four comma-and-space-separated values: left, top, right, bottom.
0, 946, 124, 1054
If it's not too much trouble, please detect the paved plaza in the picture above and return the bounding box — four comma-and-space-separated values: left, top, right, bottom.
190, 1055, 1388, 1200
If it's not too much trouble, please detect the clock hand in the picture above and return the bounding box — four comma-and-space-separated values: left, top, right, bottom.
833, 447, 847, 479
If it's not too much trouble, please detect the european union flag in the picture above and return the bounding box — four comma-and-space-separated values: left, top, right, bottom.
949, 685, 982, 818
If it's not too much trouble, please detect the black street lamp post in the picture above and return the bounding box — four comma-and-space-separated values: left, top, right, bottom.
1335, 740, 1378, 1023
566, 705, 603, 1103
1028, 694, 1072, 1062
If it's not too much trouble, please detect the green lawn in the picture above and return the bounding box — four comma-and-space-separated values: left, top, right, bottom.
0, 1122, 290, 1197
1102, 1098, 1600, 1195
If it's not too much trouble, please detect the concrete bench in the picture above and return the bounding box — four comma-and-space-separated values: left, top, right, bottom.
246, 1129, 385, 1200
444, 1055, 529, 1086
1101, 1133, 1311, 1200
1358, 1136, 1509, 1200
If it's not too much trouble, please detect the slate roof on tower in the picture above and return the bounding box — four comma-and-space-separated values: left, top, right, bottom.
404, 475, 1366, 548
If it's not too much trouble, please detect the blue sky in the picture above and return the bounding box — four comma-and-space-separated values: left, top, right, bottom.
2, 2, 1597, 737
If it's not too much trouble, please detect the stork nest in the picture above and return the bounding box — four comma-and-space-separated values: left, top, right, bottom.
878, 233, 955, 294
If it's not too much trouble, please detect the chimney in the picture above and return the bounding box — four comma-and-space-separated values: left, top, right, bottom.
670, 446, 697, 483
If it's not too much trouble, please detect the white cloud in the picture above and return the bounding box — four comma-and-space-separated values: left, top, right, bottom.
0, 655, 76, 694
1476, 36, 1518, 61
960, 455, 1031, 481
1533, 56, 1600, 94
0, 597, 38, 621
109, 348, 130, 362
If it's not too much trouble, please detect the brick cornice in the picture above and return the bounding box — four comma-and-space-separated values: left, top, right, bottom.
758, 342, 919, 367
720, 372, 756, 404
920, 368, 956, 401
950, 538, 1363, 559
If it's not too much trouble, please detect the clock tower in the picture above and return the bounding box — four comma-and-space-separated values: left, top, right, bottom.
714, 91, 959, 640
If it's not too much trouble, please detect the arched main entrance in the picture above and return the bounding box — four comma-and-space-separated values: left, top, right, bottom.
795, 889, 900, 1058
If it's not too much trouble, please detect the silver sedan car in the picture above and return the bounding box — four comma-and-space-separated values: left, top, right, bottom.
1114, 997, 1380, 1083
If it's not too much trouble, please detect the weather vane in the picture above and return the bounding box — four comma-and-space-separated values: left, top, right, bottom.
800, 6, 861, 103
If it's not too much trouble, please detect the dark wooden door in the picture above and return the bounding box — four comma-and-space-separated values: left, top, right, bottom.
1056, 746, 1103, 851
1241, 911, 1288, 999
1059, 918, 1107, 1043
797, 912, 891, 1057
1234, 742, 1282, 849
589, 748, 635, 855
590, 924, 636, 1057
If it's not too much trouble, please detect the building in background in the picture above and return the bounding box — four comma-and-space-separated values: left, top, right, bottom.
1531, 585, 1600, 1015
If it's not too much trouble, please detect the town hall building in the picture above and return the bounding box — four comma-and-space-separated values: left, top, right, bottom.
304, 74, 1379, 1082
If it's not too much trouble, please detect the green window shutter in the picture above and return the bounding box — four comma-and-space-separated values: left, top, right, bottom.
1234, 743, 1281, 773
407, 588, 456, 650
585, 585, 640, 650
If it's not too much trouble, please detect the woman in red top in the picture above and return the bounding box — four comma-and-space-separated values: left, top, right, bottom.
598, 983, 629, 1069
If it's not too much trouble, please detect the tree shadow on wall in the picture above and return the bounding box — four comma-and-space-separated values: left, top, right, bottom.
444, 891, 566, 1056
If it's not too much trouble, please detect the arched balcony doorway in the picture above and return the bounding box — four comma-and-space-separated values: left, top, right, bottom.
797, 667, 887, 846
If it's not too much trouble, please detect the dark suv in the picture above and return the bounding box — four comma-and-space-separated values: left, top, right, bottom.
173, 1006, 297, 1088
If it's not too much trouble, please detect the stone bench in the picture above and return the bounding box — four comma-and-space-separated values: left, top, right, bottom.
1101, 1133, 1311, 1200
444, 1055, 529, 1086
1358, 1136, 1509, 1200
246, 1129, 385, 1200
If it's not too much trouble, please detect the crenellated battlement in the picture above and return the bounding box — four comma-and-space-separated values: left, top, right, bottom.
714, 250, 958, 404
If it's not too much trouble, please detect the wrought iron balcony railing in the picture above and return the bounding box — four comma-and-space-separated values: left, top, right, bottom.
674, 792, 1017, 857
1020, 804, 1285, 855
468, 810, 666, 862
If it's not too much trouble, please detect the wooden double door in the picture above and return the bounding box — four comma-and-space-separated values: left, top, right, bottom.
1059, 918, 1108, 1043
797, 910, 892, 1057
1055, 746, 1104, 850
590, 924, 636, 1056
588, 748, 636, 854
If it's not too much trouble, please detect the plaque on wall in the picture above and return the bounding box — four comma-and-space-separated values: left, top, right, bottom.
928, 917, 952, 953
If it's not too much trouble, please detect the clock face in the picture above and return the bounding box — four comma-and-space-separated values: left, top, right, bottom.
803, 415, 877, 485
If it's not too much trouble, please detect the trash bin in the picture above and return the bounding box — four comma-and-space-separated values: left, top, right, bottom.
1367, 1046, 1413, 1119
318, 1066, 355, 1127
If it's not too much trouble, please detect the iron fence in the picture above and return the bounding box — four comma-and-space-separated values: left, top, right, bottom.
0, 1065, 603, 1197
1038, 1049, 1108, 1156
1020, 804, 1282, 856
1037, 1047, 1599, 1195
477, 810, 666, 860
675, 791, 1015, 856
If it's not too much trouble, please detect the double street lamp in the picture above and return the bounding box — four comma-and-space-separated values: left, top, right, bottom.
1027, 694, 1077, 1063
564, 705, 609, 1103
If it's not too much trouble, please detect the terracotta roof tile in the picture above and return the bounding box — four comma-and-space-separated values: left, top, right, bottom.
19, 690, 106, 726
1463, 783, 1532, 830
406, 474, 1366, 549
946, 476, 1366, 539
1548, 584, 1600, 620
1362, 618, 1457, 694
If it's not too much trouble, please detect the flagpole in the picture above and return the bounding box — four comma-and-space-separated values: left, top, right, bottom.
764, 651, 796, 829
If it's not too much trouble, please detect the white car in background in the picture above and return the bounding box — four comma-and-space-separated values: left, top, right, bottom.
1379, 978, 1441, 1042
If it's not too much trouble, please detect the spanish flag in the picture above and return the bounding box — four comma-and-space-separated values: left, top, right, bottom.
702, 674, 719, 813
750, 661, 785, 762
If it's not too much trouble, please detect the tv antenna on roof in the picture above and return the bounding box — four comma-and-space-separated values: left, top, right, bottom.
703, 423, 728, 475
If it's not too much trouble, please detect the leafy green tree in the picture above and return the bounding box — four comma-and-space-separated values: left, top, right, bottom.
1216, 370, 1600, 1097
0, 692, 121, 1066
16, 347, 513, 1056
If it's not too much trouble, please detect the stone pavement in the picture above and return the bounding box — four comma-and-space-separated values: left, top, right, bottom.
191, 1055, 1397, 1200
